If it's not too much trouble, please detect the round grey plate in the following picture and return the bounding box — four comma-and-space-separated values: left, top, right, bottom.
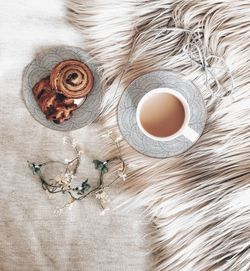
22, 46, 103, 131
118, 70, 207, 158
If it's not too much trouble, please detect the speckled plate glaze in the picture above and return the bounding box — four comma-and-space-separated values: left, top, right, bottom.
22, 46, 103, 131
118, 70, 207, 158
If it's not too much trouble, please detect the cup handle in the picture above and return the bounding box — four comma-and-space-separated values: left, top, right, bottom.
182, 126, 199, 142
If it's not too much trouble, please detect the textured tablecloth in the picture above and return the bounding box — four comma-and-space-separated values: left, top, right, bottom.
0, 1, 151, 270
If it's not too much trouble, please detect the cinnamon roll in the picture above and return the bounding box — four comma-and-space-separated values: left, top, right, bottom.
50, 60, 94, 98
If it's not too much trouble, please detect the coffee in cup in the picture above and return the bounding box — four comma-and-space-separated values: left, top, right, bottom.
136, 88, 199, 142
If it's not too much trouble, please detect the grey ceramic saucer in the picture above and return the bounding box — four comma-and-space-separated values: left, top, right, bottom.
118, 70, 207, 158
22, 46, 103, 131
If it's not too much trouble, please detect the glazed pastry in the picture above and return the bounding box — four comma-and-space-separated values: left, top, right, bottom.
32, 77, 56, 114
32, 77, 78, 124
50, 59, 94, 98
32, 77, 52, 100
47, 103, 77, 124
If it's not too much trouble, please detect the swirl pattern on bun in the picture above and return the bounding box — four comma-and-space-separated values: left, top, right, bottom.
50, 60, 94, 98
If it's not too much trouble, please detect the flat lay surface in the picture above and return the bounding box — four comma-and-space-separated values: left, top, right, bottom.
0, 1, 151, 270
0, 0, 250, 270
68, 0, 250, 270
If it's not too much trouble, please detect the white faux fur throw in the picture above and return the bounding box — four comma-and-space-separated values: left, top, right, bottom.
67, 0, 250, 270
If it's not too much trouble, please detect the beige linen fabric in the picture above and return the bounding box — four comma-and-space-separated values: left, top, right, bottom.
0, 0, 151, 270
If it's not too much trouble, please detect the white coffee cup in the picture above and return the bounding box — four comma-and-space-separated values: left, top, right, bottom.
136, 88, 199, 142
